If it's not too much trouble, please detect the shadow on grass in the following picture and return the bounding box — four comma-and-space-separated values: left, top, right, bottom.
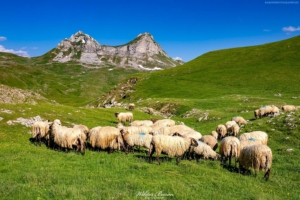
220, 162, 252, 177
133, 154, 173, 164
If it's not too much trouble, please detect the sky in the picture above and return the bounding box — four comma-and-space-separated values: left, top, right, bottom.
0, 0, 300, 61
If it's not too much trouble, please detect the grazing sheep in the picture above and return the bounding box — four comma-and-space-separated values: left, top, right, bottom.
152, 125, 194, 136
128, 103, 135, 110
239, 144, 272, 181
216, 124, 227, 140
50, 119, 85, 155
231, 116, 248, 126
73, 124, 89, 146
115, 112, 133, 124
254, 109, 259, 119
152, 119, 175, 127
211, 131, 218, 140
130, 120, 153, 127
225, 121, 237, 134
281, 105, 296, 112
88, 126, 126, 153
120, 129, 153, 154
147, 108, 154, 115
200, 135, 218, 150
149, 134, 198, 165
239, 131, 268, 145
186, 131, 202, 140
270, 105, 280, 116
258, 105, 273, 118
32, 120, 51, 146
240, 139, 263, 150
219, 136, 240, 168
231, 124, 240, 137
190, 141, 220, 162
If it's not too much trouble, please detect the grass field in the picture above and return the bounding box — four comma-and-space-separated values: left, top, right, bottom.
0, 35, 300, 199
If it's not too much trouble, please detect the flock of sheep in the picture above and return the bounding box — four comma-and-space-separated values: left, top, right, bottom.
31, 104, 298, 181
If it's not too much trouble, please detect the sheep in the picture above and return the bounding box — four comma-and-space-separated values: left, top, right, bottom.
200, 135, 218, 150
216, 124, 227, 140
239, 144, 272, 181
189, 141, 220, 162
240, 139, 263, 150
239, 131, 268, 145
219, 136, 241, 168
149, 134, 198, 165
258, 105, 273, 118
211, 131, 218, 140
231, 116, 248, 126
152, 119, 175, 128
270, 105, 280, 116
31, 120, 51, 146
120, 129, 153, 154
73, 124, 89, 146
89, 126, 126, 153
50, 119, 85, 155
115, 112, 133, 124
281, 105, 296, 112
186, 131, 202, 140
130, 120, 153, 127
225, 121, 237, 134
147, 108, 154, 115
151, 125, 194, 136
128, 103, 135, 110
254, 109, 259, 119
231, 124, 240, 137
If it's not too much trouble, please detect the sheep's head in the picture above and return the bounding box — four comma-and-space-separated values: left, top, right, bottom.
114, 112, 119, 118
53, 119, 61, 126
214, 153, 221, 160
172, 132, 183, 137
190, 138, 198, 147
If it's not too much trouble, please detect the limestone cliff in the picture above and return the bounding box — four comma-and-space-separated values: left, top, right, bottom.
52, 31, 182, 70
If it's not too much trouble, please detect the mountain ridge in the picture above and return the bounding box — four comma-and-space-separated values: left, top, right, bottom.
51, 31, 182, 70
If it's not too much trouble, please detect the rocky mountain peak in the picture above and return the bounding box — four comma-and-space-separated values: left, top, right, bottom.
52, 31, 182, 70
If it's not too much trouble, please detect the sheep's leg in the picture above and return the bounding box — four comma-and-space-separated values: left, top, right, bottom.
156, 154, 161, 165
196, 155, 200, 163
108, 148, 113, 154
149, 144, 155, 163
229, 156, 232, 167
176, 156, 181, 165
264, 169, 271, 181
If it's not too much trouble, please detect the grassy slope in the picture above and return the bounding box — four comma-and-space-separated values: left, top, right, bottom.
0, 103, 299, 199
0, 52, 138, 106
131, 35, 300, 107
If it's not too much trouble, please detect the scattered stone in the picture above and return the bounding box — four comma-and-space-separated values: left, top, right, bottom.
0, 117, 3, 121
6, 115, 43, 127
1, 109, 13, 114
286, 149, 293, 153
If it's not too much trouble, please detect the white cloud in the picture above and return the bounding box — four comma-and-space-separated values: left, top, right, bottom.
282, 26, 300, 32
173, 56, 183, 61
0, 45, 30, 57
263, 29, 271, 32
0, 36, 7, 41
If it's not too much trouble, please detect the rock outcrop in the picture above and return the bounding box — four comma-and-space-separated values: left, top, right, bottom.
52, 31, 182, 70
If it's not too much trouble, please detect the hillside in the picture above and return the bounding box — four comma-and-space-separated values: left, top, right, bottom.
101, 35, 300, 118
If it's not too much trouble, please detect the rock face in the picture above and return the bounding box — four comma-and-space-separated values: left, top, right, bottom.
52, 31, 182, 70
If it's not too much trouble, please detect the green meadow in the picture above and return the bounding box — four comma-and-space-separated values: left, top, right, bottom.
0, 35, 300, 199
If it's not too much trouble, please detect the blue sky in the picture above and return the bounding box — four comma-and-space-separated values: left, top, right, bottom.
0, 0, 300, 61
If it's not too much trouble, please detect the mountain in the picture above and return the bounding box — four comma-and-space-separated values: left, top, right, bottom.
51, 31, 182, 70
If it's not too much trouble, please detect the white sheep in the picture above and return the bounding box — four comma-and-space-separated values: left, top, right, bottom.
120, 129, 153, 154
211, 131, 218, 140
254, 109, 259, 119
115, 112, 133, 124
225, 121, 237, 134
151, 119, 175, 128
200, 135, 218, 150
190, 141, 220, 162
258, 105, 273, 118
239, 131, 268, 145
281, 105, 296, 112
231, 116, 248, 126
73, 124, 89, 146
239, 139, 263, 150
31, 120, 51, 146
50, 119, 85, 155
89, 126, 126, 153
219, 136, 241, 168
151, 125, 194, 136
231, 124, 240, 137
149, 134, 198, 165
128, 103, 135, 110
239, 144, 272, 181
130, 120, 153, 127
216, 124, 227, 140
